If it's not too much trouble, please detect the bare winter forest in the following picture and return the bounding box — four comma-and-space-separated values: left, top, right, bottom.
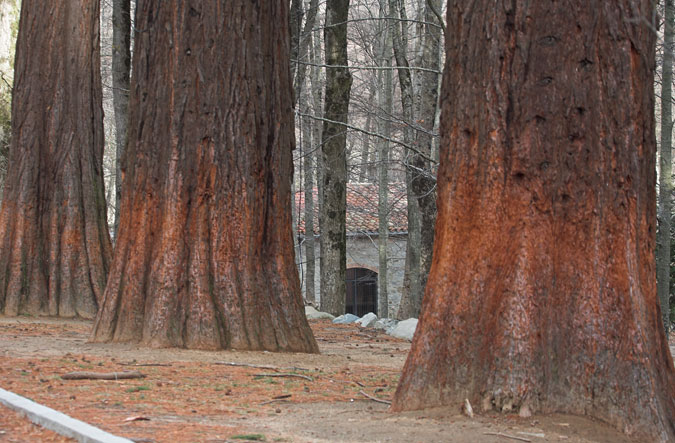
0, 1, 673, 442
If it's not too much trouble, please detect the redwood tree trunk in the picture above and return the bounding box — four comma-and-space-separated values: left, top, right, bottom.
393, 1, 675, 441
92, 0, 318, 353
0, 0, 112, 318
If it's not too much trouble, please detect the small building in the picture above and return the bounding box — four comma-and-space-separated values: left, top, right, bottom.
295, 183, 408, 318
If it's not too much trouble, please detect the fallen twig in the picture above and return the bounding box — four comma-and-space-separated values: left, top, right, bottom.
483, 432, 531, 442
124, 416, 151, 422
214, 362, 308, 371
260, 394, 292, 405
253, 373, 314, 382
358, 390, 391, 405
120, 362, 172, 367
61, 371, 145, 380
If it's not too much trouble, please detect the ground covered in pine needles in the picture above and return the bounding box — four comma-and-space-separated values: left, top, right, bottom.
0, 317, 660, 443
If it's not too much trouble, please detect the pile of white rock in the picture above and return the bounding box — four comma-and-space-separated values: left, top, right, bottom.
304, 306, 418, 341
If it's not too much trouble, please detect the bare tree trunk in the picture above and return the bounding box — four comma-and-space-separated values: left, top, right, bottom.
658, 0, 674, 334
289, 0, 303, 84
92, 0, 318, 353
293, 0, 320, 103
359, 87, 376, 183
302, 99, 316, 305
309, 31, 323, 306
0, 0, 112, 319
377, 1, 392, 318
393, 2, 675, 440
112, 0, 131, 238
320, 0, 352, 316
411, 0, 441, 307
389, 0, 421, 319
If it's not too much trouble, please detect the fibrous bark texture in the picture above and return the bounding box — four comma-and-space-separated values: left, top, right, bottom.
0, 0, 112, 318
393, 1, 675, 441
92, 0, 318, 353
320, 0, 352, 316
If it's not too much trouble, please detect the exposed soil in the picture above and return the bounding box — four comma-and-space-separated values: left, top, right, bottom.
0, 406, 75, 442
0, 316, 666, 443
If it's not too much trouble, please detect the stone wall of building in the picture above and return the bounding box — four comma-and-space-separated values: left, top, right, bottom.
296, 234, 407, 318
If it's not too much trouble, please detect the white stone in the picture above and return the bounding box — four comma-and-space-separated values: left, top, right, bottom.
305, 306, 335, 320
389, 318, 418, 340
356, 312, 378, 327
332, 313, 360, 324
373, 318, 398, 332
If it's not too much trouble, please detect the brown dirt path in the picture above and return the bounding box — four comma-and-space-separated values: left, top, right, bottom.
0, 317, 651, 442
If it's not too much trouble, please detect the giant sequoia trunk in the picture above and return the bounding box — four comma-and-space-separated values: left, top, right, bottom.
393, 1, 675, 441
0, 0, 112, 318
92, 0, 318, 353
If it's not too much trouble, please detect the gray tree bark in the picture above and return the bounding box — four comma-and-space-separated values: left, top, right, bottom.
310, 31, 324, 224
659, 0, 674, 334
398, 0, 442, 319
389, 0, 422, 319
377, 1, 393, 318
293, 0, 320, 103
298, 27, 317, 306
302, 99, 316, 305
289, 0, 303, 84
320, 0, 352, 316
112, 0, 131, 238
359, 87, 376, 183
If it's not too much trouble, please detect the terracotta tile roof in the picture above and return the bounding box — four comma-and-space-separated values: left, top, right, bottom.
294, 182, 408, 236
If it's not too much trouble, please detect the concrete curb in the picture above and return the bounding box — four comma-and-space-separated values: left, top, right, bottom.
0, 387, 133, 443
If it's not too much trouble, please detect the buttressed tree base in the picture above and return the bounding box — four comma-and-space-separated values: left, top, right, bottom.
91, 0, 318, 353
392, 1, 675, 441
0, 0, 112, 319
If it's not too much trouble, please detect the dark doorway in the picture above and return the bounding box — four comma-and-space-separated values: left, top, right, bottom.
345, 268, 378, 317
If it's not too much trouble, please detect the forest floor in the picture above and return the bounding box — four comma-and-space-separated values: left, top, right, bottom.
0, 317, 669, 443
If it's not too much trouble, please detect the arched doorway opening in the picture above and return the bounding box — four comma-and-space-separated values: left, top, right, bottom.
346, 268, 378, 317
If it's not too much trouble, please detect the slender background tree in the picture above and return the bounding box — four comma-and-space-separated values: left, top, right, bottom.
320, 0, 353, 316
659, 0, 674, 334
112, 0, 131, 238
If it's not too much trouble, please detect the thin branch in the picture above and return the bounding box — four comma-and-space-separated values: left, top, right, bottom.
296, 111, 438, 165
253, 373, 314, 382
61, 371, 145, 380
483, 432, 531, 442
214, 361, 309, 371
426, 0, 447, 35
358, 390, 392, 405
315, 16, 443, 31
0, 72, 12, 92
293, 60, 441, 74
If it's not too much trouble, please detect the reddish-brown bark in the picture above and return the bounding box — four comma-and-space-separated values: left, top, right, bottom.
392, 1, 675, 441
0, 0, 112, 318
91, 0, 318, 353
